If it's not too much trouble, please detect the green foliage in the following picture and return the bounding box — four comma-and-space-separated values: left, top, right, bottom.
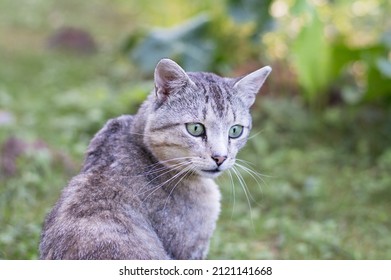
227, 0, 274, 38
128, 14, 215, 74
276, 0, 391, 107
123, 0, 391, 107
124, 0, 275, 74
0, 147, 66, 259
292, 10, 331, 105
1, 0, 391, 260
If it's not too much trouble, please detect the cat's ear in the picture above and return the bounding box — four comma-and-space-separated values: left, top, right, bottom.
154, 58, 195, 100
233, 66, 272, 107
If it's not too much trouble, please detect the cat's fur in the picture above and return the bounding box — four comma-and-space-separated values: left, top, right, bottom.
39, 59, 271, 259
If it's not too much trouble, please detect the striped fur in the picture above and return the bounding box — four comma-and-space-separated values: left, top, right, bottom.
39, 59, 271, 260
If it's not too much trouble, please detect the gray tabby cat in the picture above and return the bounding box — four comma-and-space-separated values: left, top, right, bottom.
39, 58, 271, 259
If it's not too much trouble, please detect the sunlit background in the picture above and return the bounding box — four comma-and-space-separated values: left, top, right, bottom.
1, 0, 391, 259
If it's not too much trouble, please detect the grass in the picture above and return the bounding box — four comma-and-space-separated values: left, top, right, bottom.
210, 99, 391, 259
1, 0, 391, 260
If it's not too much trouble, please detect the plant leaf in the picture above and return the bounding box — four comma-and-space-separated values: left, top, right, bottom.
129, 14, 215, 75
292, 13, 331, 102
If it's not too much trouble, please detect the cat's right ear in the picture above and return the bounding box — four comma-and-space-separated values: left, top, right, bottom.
233, 65, 272, 108
154, 58, 195, 101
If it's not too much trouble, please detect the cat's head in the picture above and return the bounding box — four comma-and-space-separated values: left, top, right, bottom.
143, 58, 271, 179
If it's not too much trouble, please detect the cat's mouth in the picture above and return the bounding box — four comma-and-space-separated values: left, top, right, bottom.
202, 168, 220, 173
200, 168, 223, 178
196, 160, 233, 178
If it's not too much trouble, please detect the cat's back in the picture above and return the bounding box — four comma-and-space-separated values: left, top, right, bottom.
82, 114, 134, 172
39, 115, 169, 259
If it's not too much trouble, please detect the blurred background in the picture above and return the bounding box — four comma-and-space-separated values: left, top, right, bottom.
1, 0, 391, 259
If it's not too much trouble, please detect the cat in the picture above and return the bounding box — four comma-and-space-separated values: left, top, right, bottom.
39, 58, 271, 259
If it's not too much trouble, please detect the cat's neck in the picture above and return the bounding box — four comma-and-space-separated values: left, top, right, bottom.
130, 100, 150, 146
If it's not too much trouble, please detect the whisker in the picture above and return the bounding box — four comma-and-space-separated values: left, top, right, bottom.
231, 166, 255, 231
234, 162, 267, 198
140, 165, 191, 202
247, 128, 265, 140
235, 159, 273, 178
139, 162, 195, 200
141, 157, 193, 173
137, 161, 191, 197
135, 157, 196, 178
137, 156, 203, 196
227, 169, 237, 221
143, 161, 189, 179
162, 165, 195, 210
141, 161, 187, 177
235, 159, 273, 203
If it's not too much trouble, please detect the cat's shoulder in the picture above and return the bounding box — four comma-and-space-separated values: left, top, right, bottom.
100, 114, 134, 135
82, 114, 134, 172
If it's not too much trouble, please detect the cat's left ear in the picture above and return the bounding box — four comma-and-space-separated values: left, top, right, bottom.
233, 66, 272, 107
154, 58, 195, 101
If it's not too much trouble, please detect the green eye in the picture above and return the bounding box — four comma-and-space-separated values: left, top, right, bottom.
229, 125, 244, 139
186, 123, 205, 137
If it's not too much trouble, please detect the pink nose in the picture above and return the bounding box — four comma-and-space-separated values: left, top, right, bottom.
211, 155, 227, 166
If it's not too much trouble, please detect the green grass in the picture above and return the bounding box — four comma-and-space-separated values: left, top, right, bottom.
1, 0, 391, 260
210, 99, 391, 259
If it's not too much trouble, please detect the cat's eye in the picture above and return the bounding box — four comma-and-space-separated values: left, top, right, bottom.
186, 123, 205, 137
229, 125, 244, 139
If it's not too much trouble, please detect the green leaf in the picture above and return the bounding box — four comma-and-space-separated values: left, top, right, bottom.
227, 0, 274, 36
292, 13, 331, 103
329, 42, 361, 79
129, 14, 215, 75
365, 61, 391, 102
227, 0, 272, 23
376, 58, 391, 78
